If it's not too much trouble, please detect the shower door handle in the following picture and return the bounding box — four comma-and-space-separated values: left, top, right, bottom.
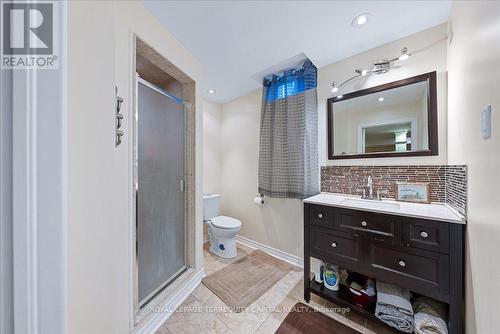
180, 179, 185, 192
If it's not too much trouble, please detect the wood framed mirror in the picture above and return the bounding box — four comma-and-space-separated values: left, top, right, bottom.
327, 71, 438, 159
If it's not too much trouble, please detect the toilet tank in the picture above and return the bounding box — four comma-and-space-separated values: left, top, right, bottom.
203, 194, 220, 221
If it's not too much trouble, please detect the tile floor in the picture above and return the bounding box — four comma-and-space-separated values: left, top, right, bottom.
156, 243, 393, 334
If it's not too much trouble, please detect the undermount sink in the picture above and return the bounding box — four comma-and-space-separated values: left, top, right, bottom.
341, 198, 401, 210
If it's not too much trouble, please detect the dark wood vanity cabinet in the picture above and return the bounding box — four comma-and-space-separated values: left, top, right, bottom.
304, 203, 465, 334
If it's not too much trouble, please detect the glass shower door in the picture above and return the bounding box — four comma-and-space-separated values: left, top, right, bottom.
136, 78, 186, 307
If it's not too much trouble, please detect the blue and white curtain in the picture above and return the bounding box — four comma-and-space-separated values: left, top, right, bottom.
258, 59, 319, 199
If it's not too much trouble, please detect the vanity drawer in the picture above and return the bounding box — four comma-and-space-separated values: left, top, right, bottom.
402, 218, 450, 253
334, 210, 400, 241
369, 240, 450, 299
309, 227, 361, 268
307, 204, 335, 229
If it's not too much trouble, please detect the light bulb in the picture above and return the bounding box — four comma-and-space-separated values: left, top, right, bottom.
399, 47, 410, 61
378, 97, 384, 102
331, 82, 338, 93
352, 13, 369, 27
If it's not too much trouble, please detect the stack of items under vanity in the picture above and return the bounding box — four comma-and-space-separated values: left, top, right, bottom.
313, 261, 449, 334
376, 280, 449, 334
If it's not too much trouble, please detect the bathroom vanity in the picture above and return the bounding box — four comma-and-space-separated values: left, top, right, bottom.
303, 193, 465, 334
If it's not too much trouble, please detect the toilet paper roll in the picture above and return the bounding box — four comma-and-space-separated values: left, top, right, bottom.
253, 196, 264, 206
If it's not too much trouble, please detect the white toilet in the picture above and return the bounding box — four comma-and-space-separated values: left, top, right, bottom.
203, 194, 242, 258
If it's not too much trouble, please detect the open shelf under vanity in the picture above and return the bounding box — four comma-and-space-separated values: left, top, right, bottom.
309, 280, 377, 320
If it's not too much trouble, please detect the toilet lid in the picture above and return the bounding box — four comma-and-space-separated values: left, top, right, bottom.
211, 216, 241, 229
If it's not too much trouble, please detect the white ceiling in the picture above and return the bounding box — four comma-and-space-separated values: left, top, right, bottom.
143, 1, 452, 103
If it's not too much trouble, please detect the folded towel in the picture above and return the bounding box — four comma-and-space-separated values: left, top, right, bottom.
376, 281, 413, 316
375, 281, 414, 333
375, 303, 415, 333
413, 297, 448, 334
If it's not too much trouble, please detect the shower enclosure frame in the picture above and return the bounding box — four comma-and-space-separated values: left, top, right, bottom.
130, 36, 198, 325
134, 75, 189, 309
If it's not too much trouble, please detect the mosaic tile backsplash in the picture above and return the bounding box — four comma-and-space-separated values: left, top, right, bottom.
445, 165, 467, 216
320, 165, 467, 216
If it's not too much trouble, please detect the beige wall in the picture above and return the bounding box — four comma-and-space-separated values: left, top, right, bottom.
447, 2, 500, 333
319, 23, 448, 166
217, 24, 448, 258
203, 100, 223, 195
220, 91, 305, 257
68, 1, 203, 333
203, 100, 223, 238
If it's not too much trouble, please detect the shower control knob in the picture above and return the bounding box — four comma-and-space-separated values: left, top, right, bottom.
318, 213, 323, 219
361, 221, 368, 227
116, 130, 124, 147
115, 86, 125, 147
398, 260, 406, 268
331, 242, 337, 248
420, 231, 428, 238
116, 96, 124, 111
116, 113, 124, 129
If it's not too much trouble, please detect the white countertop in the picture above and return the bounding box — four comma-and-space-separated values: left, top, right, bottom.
303, 193, 466, 224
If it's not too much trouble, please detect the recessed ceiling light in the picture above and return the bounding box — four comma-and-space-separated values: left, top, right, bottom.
352, 13, 370, 27
207, 89, 216, 94
378, 97, 385, 102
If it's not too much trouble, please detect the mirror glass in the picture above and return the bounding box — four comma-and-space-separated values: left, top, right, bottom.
330, 80, 430, 156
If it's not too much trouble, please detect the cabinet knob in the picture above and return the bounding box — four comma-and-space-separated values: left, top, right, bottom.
420, 231, 428, 238
361, 221, 368, 227
331, 242, 337, 248
398, 260, 406, 268
318, 213, 323, 219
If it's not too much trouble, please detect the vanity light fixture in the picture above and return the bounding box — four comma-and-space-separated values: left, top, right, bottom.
330, 47, 411, 96
399, 47, 410, 61
331, 82, 339, 93
351, 13, 370, 27
207, 89, 216, 94
378, 97, 385, 102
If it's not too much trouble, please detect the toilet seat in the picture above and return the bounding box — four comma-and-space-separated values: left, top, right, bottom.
211, 216, 241, 229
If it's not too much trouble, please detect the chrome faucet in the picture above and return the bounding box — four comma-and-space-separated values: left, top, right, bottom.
360, 175, 388, 200
361, 175, 382, 200
367, 175, 373, 198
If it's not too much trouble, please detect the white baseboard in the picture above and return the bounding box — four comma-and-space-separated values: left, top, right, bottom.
236, 235, 304, 268
133, 268, 206, 334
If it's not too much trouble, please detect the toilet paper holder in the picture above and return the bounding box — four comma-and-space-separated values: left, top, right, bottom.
254, 194, 265, 206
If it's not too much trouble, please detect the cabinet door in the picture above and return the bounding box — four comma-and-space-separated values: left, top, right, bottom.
335, 209, 401, 242
309, 226, 363, 270
402, 218, 450, 253
307, 204, 336, 229
369, 240, 450, 302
